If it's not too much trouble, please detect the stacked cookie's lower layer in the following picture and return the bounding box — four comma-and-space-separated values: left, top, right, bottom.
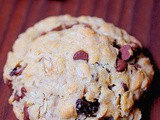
3, 15, 154, 120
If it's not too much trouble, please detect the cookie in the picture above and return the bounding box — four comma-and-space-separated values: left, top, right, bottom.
3, 15, 154, 120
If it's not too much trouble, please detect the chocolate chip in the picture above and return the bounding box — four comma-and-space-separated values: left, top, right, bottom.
73, 50, 89, 62
52, 25, 63, 31
105, 117, 114, 120
64, 22, 79, 29
41, 23, 79, 36
91, 73, 99, 82
24, 106, 30, 120
21, 87, 27, 98
40, 32, 47, 36
130, 43, 142, 56
10, 64, 26, 76
100, 117, 114, 120
113, 39, 120, 49
10, 67, 18, 76
64, 24, 75, 29
122, 83, 128, 92
106, 68, 110, 73
108, 84, 115, 90
82, 23, 92, 29
130, 63, 141, 70
14, 91, 21, 101
54, 22, 79, 30
40, 26, 63, 36
21, 87, 27, 93
91, 74, 94, 78
119, 45, 132, 61
97, 26, 101, 29
116, 59, 127, 72
134, 64, 141, 70
6, 79, 12, 90
76, 97, 99, 117
14, 87, 27, 101
95, 62, 101, 66
130, 58, 138, 65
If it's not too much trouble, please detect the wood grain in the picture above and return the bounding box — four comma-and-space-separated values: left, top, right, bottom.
0, 0, 160, 120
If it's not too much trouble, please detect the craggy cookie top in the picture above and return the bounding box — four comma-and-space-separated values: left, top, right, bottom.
3, 15, 154, 120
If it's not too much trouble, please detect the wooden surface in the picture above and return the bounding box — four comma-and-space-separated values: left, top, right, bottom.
0, 0, 160, 120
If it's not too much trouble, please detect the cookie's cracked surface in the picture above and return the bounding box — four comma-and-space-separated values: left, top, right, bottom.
3, 15, 154, 120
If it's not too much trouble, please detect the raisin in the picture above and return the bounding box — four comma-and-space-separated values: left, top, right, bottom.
76, 97, 99, 117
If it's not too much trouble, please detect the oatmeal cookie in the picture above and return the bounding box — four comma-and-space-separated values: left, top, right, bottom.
3, 15, 154, 120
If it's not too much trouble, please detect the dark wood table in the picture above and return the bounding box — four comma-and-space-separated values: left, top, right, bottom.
0, 0, 160, 120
